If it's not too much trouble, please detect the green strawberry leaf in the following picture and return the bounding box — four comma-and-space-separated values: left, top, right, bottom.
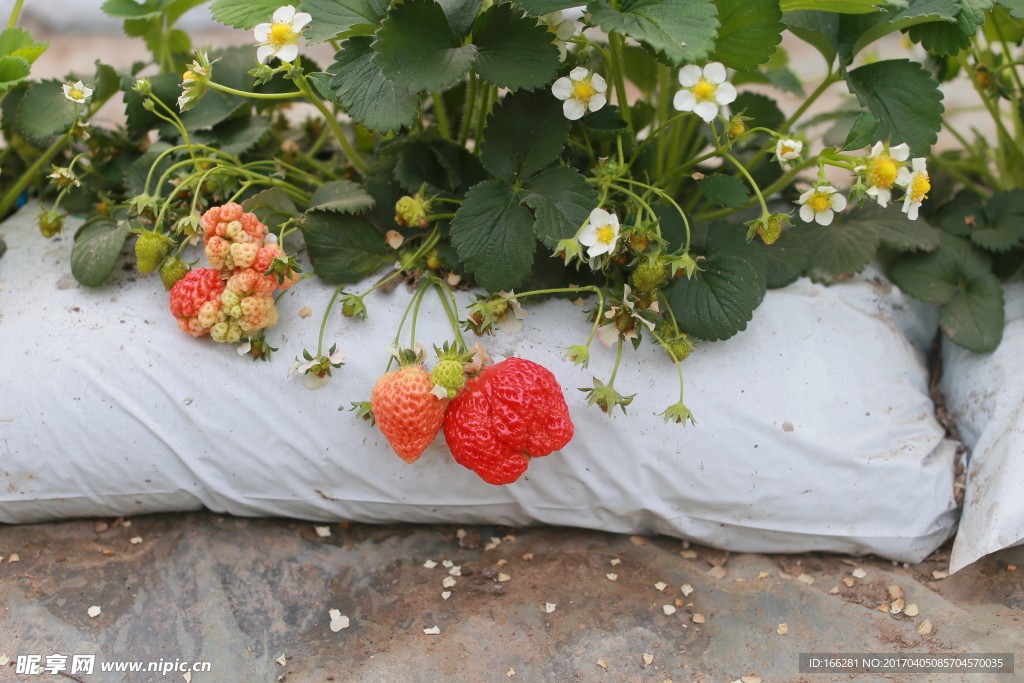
242, 187, 300, 233
972, 189, 1024, 252
857, 201, 942, 250
760, 220, 816, 288
837, 0, 960, 62
101, 0, 163, 19
71, 217, 131, 287
521, 165, 599, 245
471, 2, 561, 90
782, 10, 839, 65
449, 181, 536, 292
438, 0, 484, 37
0, 28, 49, 63
372, 0, 477, 93
586, 0, 720, 66
479, 88, 570, 183
805, 209, 880, 283
302, 210, 392, 283
888, 232, 989, 303
15, 79, 76, 143
0, 56, 30, 96
308, 180, 376, 214
669, 220, 767, 341
841, 112, 879, 151
697, 174, 751, 209
940, 274, 1004, 352
303, 0, 389, 44
889, 234, 1003, 351
393, 138, 487, 196
515, 0, 583, 14
327, 36, 420, 134
997, 0, 1024, 16
210, 0, 282, 29
191, 115, 271, 155
710, 0, 785, 71
844, 58, 945, 157
781, 0, 894, 10
732, 91, 785, 130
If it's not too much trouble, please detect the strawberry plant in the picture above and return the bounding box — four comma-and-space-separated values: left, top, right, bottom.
0, 0, 1004, 452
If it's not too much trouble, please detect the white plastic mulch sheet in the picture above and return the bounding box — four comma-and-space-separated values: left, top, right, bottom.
0, 206, 958, 562
942, 279, 1024, 573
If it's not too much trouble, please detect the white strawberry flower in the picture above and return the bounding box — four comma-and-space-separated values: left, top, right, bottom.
775, 138, 802, 164
673, 62, 736, 123
855, 141, 910, 208
551, 67, 607, 120
896, 157, 930, 220
538, 11, 576, 62
798, 185, 847, 226
63, 80, 92, 104
579, 207, 620, 259
254, 5, 312, 65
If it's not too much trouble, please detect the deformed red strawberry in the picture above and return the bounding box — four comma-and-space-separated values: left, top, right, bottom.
443, 357, 574, 485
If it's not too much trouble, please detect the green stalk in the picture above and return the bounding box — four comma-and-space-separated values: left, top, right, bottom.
206, 81, 303, 100
0, 130, 73, 218
317, 286, 344, 356
6, 0, 25, 27
475, 83, 493, 144
295, 74, 370, 176
655, 63, 672, 177
431, 90, 451, 140
435, 282, 467, 348
459, 71, 477, 146
607, 32, 633, 130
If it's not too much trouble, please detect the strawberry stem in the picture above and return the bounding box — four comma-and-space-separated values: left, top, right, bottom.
317, 285, 343, 357
434, 281, 467, 348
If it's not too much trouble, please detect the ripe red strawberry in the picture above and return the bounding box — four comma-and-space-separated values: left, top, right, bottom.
371, 350, 448, 463
443, 357, 574, 485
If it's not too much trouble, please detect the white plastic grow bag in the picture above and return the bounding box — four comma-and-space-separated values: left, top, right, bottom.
0, 206, 958, 562
942, 279, 1024, 573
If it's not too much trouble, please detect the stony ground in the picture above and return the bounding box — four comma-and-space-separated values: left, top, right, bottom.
0, 513, 1020, 683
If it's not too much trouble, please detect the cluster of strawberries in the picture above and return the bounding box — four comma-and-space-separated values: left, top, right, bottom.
169, 203, 296, 343
371, 349, 575, 485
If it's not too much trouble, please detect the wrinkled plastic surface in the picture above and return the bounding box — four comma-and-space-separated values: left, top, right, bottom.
0, 206, 958, 562
942, 279, 1024, 573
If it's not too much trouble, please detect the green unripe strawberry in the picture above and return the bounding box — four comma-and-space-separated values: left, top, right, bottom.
430, 342, 474, 399
665, 335, 695, 363
159, 258, 189, 290
342, 301, 357, 317
425, 250, 442, 271
431, 359, 466, 398
136, 232, 170, 274
632, 258, 668, 293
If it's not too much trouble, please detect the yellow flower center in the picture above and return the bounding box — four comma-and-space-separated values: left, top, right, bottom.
692, 79, 717, 102
572, 79, 597, 103
269, 23, 298, 46
596, 224, 616, 245
69, 88, 84, 100
808, 192, 832, 213
910, 171, 931, 203
182, 70, 195, 82
867, 154, 898, 188
780, 145, 795, 156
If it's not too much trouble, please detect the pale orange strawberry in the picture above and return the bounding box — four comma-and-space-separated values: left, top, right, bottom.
371, 361, 448, 463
